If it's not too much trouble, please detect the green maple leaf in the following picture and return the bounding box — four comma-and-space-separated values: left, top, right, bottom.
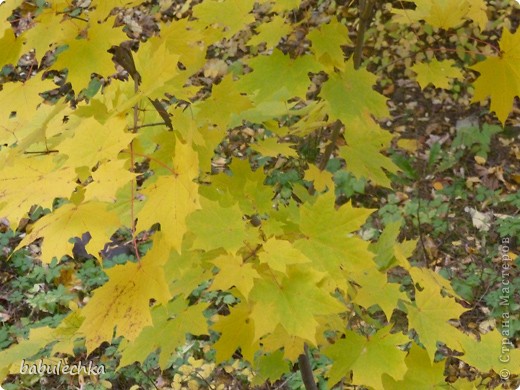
119, 299, 207, 369
237, 49, 320, 103
382, 344, 446, 389
187, 197, 259, 253
253, 350, 290, 385
320, 60, 389, 122
195, 75, 253, 129
471, 29, 520, 124
308, 18, 352, 72
294, 192, 375, 288
406, 268, 466, 357
249, 266, 344, 342
247, 14, 291, 48
324, 327, 408, 388
338, 117, 399, 188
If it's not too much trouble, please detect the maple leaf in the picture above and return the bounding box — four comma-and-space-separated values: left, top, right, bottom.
0, 327, 56, 382
163, 249, 210, 300
78, 234, 171, 352
213, 302, 260, 363
351, 267, 404, 319
187, 197, 258, 253
21, 7, 79, 58
320, 60, 389, 123
119, 299, 208, 369
192, 0, 256, 40
210, 253, 260, 298
247, 14, 291, 48
136, 137, 201, 250
88, 0, 142, 22
160, 19, 206, 74
294, 192, 375, 288
406, 268, 466, 357
381, 344, 446, 389
252, 136, 298, 158
455, 330, 520, 375
249, 266, 345, 342
15, 201, 121, 263
57, 116, 135, 169
195, 75, 253, 129
258, 238, 310, 273
308, 18, 352, 72
0, 77, 56, 126
0, 29, 21, 68
252, 350, 290, 386
411, 59, 463, 90
84, 160, 136, 203
392, 0, 487, 30
338, 117, 399, 188
237, 49, 320, 103
324, 327, 408, 388
132, 38, 192, 101
304, 164, 334, 192
52, 19, 128, 92
0, 156, 76, 225
260, 325, 307, 361
470, 29, 520, 124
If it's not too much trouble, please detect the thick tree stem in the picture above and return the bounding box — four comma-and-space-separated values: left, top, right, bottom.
298, 344, 318, 390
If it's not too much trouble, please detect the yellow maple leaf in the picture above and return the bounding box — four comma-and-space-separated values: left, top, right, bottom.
84, 160, 136, 203
15, 202, 121, 263
79, 233, 171, 352
21, 7, 80, 58
0, 77, 56, 127
411, 59, 463, 90
252, 136, 298, 158
210, 253, 260, 298
304, 164, 334, 192
52, 18, 128, 91
136, 137, 201, 250
213, 302, 260, 363
0, 28, 22, 68
471, 29, 520, 124
258, 238, 310, 273
392, 0, 487, 30
57, 115, 135, 169
192, 0, 256, 40
0, 156, 76, 225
